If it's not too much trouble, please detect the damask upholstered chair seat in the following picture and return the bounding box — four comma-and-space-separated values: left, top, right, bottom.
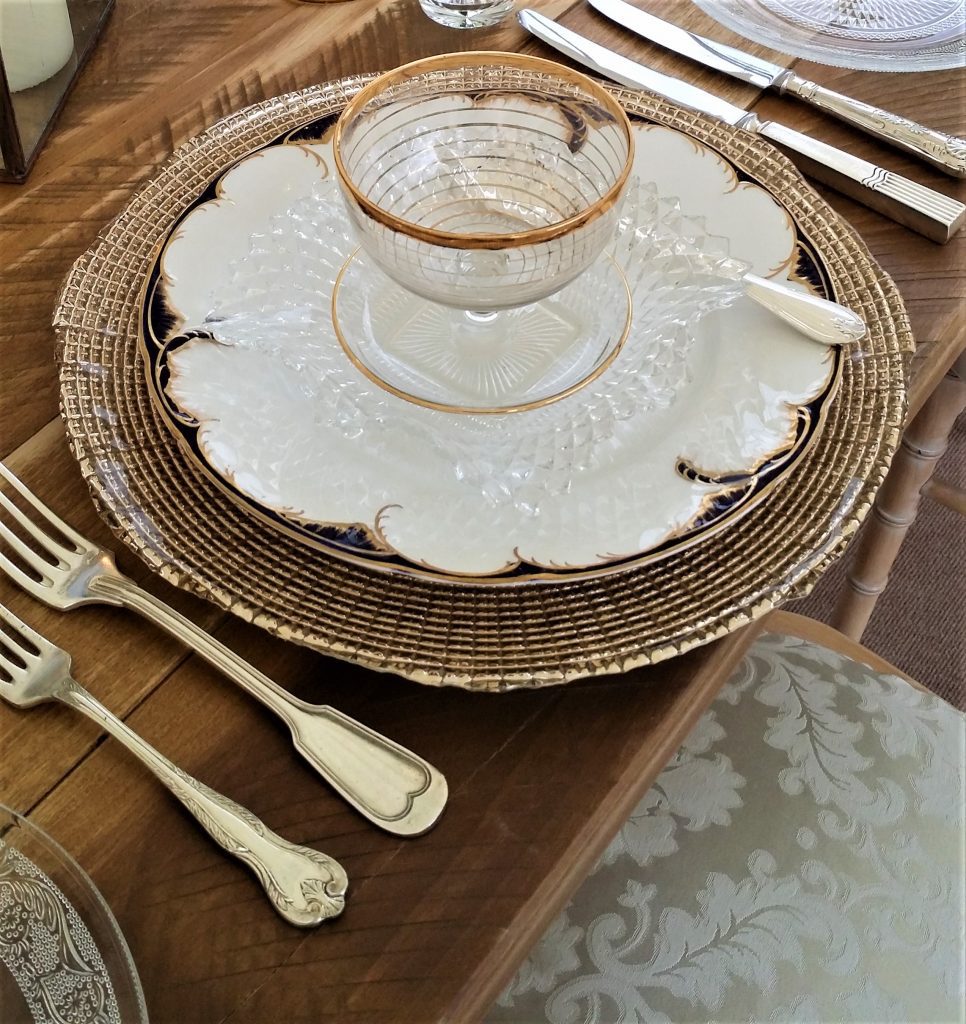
490, 616, 965, 1024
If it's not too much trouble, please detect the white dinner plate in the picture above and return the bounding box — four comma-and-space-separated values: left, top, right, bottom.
142, 120, 840, 582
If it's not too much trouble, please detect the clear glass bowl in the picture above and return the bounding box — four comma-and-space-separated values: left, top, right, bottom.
332, 52, 634, 311
0, 806, 148, 1024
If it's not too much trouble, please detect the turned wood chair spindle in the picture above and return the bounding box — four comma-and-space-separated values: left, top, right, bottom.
833, 348, 966, 639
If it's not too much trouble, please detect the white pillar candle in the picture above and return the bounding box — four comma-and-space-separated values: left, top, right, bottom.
0, 0, 74, 93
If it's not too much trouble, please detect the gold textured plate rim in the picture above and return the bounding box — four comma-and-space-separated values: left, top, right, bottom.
54, 72, 911, 691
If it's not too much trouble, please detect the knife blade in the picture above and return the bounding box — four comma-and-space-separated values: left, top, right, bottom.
587, 0, 966, 179
518, 9, 965, 243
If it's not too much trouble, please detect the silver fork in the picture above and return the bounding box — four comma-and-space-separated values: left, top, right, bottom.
0, 462, 446, 836
0, 601, 347, 926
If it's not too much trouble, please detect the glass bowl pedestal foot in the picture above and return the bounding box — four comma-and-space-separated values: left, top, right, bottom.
332, 249, 632, 414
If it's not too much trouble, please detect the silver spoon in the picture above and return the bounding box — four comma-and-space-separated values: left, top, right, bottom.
741, 273, 867, 346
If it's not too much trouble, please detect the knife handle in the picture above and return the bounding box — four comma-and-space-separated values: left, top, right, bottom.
750, 117, 965, 244
778, 73, 966, 180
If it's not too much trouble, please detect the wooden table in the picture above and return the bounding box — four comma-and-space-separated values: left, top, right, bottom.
0, 1, 963, 1021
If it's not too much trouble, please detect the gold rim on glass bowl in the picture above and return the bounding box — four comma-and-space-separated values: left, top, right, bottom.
332, 51, 635, 250
329, 249, 634, 415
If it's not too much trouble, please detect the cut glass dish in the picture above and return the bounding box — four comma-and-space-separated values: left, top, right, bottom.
0, 807, 147, 1024
327, 54, 635, 412
332, 55, 633, 311
692, 0, 966, 72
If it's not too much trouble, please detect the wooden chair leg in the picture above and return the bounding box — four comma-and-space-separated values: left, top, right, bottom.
831, 349, 966, 640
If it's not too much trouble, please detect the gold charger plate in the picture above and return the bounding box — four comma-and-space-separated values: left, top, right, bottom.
55, 74, 910, 691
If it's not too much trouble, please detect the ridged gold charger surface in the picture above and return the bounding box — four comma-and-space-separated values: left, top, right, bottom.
55, 72, 910, 691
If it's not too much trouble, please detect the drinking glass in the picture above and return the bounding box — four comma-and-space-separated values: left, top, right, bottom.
418, 0, 515, 30
332, 52, 635, 413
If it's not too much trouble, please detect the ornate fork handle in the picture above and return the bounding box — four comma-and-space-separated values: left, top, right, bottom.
56, 678, 347, 927
779, 73, 966, 179
89, 573, 447, 836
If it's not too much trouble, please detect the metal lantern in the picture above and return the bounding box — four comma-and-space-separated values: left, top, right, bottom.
0, 0, 115, 181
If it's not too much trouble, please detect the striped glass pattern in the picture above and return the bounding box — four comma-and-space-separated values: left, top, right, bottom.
334, 60, 632, 311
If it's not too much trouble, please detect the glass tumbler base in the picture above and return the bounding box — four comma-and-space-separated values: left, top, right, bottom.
417, 0, 515, 29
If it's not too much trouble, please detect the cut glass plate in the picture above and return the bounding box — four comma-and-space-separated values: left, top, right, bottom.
0, 807, 147, 1024
692, 0, 966, 72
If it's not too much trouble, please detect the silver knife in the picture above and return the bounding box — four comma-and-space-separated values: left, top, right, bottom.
587, 0, 966, 179
518, 9, 965, 243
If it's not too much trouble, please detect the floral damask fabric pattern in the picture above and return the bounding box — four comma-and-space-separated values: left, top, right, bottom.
490, 632, 966, 1024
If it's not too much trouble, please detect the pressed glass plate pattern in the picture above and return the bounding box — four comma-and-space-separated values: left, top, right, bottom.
54, 74, 911, 689
0, 808, 147, 1024
692, 0, 966, 72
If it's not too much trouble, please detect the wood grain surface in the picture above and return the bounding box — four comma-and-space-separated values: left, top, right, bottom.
0, 0, 963, 1021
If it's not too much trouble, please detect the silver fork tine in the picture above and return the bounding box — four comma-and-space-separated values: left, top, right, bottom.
0, 517, 63, 577
0, 623, 28, 670
0, 462, 88, 555
0, 485, 76, 561
0, 549, 53, 601
0, 601, 51, 658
